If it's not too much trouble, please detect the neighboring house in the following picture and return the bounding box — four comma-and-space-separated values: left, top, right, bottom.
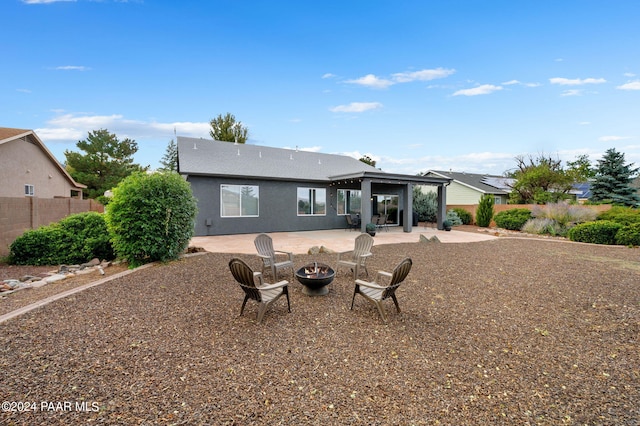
422, 170, 513, 205
0, 127, 86, 199
571, 182, 592, 204
177, 137, 452, 236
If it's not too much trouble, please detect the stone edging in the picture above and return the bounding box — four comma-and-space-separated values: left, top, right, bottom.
0, 263, 155, 324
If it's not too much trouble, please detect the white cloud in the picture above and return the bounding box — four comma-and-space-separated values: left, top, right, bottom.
617, 81, 640, 90
321, 73, 336, 79
579, 121, 591, 125
56, 65, 90, 71
561, 89, 582, 97
329, 102, 383, 113
549, 77, 606, 85
501, 80, 541, 87
345, 74, 394, 89
624, 72, 636, 77
599, 135, 631, 142
17, 88, 32, 93
36, 113, 210, 142
391, 68, 456, 83
23, 0, 75, 3
345, 68, 454, 89
452, 84, 503, 96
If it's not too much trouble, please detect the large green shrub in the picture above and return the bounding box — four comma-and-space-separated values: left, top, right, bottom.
597, 206, 640, 225
475, 194, 494, 227
567, 220, 623, 245
9, 212, 114, 265
106, 172, 198, 267
451, 207, 472, 225
615, 223, 640, 246
494, 208, 532, 231
413, 188, 438, 223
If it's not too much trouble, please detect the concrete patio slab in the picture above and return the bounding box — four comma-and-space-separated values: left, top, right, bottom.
190, 226, 497, 254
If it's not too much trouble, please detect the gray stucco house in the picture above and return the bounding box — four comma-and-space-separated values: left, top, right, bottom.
177, 137, 451, 236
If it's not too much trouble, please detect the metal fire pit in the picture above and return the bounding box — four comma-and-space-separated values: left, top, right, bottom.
295, 262, 335, 296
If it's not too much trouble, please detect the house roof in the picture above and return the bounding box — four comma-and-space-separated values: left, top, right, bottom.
178, 137, 381, 182
0, 127, 86, 189
426, 170, 512, 195
177, 137, 452, 187
572, 182, 592, 199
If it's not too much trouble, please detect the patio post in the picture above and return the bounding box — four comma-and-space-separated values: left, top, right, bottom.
402, 183, 413, 232
360, 179, 372, 232
437, 184, 447, 230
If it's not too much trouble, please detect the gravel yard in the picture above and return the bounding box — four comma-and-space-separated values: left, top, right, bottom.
1, 238, 639, 425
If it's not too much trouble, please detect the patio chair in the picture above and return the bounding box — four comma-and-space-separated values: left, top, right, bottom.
375, 214, 389, 232
345, 214, 359, 231
350, 257, 412, 323
229, 258, 291, 324
254, 233, 295, 280
336, 233, 373, 279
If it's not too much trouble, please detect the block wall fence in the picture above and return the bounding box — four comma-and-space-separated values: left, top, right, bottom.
0, 197, 103, 257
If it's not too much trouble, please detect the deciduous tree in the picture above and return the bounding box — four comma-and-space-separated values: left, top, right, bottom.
507, 154, 573, 204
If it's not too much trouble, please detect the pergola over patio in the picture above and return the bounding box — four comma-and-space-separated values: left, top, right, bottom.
329, 171, 452, 232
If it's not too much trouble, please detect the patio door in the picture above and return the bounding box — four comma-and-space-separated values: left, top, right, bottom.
373, 195, 399, 226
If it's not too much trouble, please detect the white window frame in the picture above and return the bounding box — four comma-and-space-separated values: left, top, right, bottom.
337, 189, 362, 215
24, 184, 34, 196
220, 184, 259, 217
297, 187, 326, 216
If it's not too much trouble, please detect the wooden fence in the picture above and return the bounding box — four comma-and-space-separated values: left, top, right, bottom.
0, 197, 104, 257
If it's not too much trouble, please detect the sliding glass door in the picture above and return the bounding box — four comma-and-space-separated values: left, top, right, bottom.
373, 195, 399, 226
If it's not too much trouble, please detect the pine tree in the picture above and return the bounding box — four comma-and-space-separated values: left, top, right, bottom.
590, 148, 640, 206
476, 193, 494, 227
159, 139, 178, 172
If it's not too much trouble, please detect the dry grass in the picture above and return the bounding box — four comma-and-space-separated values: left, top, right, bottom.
1, 238, 639, 425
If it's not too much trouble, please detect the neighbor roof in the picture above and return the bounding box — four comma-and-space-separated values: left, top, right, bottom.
427, 170, 513, 194
178, 137, 380, 182
0, 127, 86, 189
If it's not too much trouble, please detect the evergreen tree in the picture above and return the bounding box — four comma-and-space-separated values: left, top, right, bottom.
590, 148, 640, 206
65, 129, 147, 200
359, 155, 376, 167
209, 113, 248, 143
476, 193, 495, 227
159, 139, 178, 172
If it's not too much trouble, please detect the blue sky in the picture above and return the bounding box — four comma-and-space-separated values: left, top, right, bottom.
3, 0, 640, 176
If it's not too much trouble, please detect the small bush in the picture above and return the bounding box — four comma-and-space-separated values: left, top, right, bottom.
615, 223, 640, 246
475, 194, 494, 227
106, 172, 198, 268
494, 208, 532, 231
451, 208, 472, 225
9, 212, 113, 265
567, 220, 623, 245
446, 210, 463, 226
522, 218, 566, 236
531, 202, 597, 226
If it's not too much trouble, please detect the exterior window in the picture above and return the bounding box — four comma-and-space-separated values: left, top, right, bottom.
24, 184, 34, 196
221, 185, 259, 217
297, 188, 326, 215
337, 189, 362, 215
70, 190, 81, 199
494, 196, 502, 205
